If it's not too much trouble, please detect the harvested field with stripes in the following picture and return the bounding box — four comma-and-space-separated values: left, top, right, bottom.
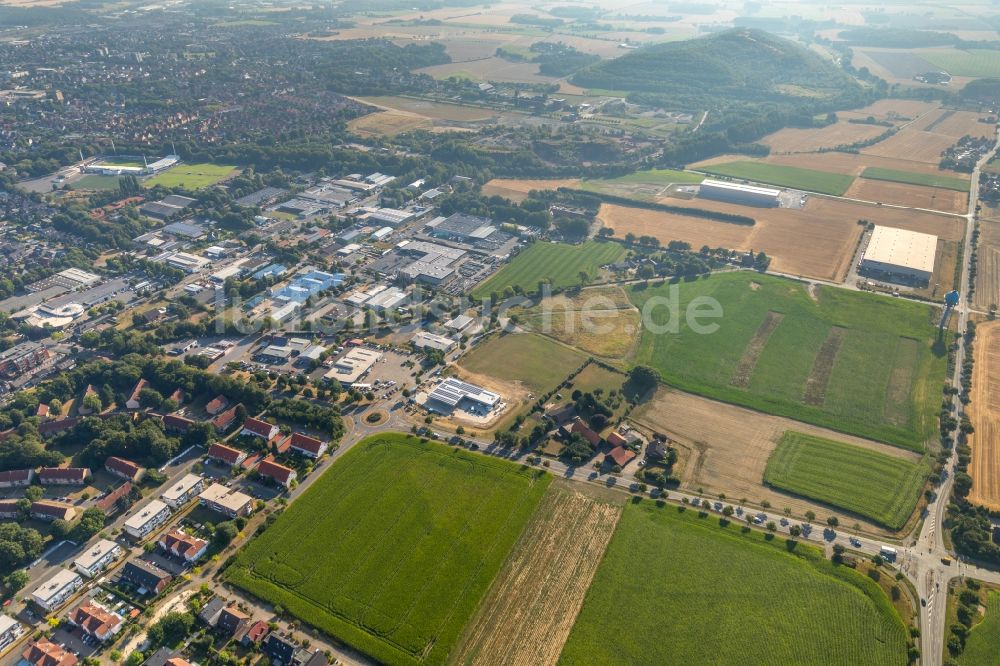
968, 321, 1000, 510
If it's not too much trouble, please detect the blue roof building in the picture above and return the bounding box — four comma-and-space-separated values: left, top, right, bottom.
273, 270, 344, 303
252, 264, 288, 281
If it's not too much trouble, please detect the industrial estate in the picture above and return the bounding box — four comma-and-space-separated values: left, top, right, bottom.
0, 1, 1000, 665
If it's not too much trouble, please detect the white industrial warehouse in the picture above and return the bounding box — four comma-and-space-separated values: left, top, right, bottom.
860, 225, 937, 284
698, 179, 781, 207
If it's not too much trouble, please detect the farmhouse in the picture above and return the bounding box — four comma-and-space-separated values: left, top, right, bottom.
860, 225, 937, 285
106, 456, 144, 482
256, 460, 296, 488
288, 432, 328, 458
199, 483, 254, 518
31, 569, 83, 611
698, 179, 781, 207
208, 442, 248, 466
73, 539, 121, 578
123, 499, 172, 538
426, 377, 501, 415
67, 600, 122, 642
160, 474, 205, 508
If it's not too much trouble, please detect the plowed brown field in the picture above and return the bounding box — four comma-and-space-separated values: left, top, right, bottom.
453, 484, 623, 666
969, 321, 1000, 510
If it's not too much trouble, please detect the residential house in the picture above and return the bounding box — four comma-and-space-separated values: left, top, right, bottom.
256, 459, 296, 488
0, 499, 18, 519
646, 439, 670, 462
217, 605, 250, 637
569, 419, 602, 448
207, 442, 247, 466
205, 395, 229, 416
119, 559, 172, 595
73, 539, 121, 578
106, 456, 144, 482
547, 405, 576, 427
0, 468, 33, 488
159, 474, 204, 509
211, 405, 240, 433
606, 445, 636, 468
30, 569, 83, 611
158, 529, 208, 563
126, 379, 150, 410
197, 596, 226, 627
162, 413, 194, 432
606, 431, 628, 449
288, 432, 327, 458
141, 649, 178, 666
67, 600, 122, 642
241, 620, 269, 646
35, 404, 50, 420
262, 634, 298, 666
30, 500, 77, 522
95, 482, 132, 514
20, 639, 77, 666
242, 417, 279, 441
199, 483, 254, 518
38, 467, 90, 485
123, 499, 172, 539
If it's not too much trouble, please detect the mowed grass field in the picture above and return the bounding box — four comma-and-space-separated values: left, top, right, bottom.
459, 333, 585, 394
861, 167, 970, 192
559, 502, 909, 665
143, 163, 238, 189
628, 272, 946, 450
921, 49, 1000, 78
957, 591, 1000, 664
764, 432, 928, 529
225, 434, 551, 666
697, 161, 855, 196
471, 241, 625, 299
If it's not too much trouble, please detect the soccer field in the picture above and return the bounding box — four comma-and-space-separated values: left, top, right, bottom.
560, 502, 908, 665
471, 240, 625, 299
143, 163, 237, 189
225, 434, 550, 666
764, 432, 928, 529
628, 272, 946, 450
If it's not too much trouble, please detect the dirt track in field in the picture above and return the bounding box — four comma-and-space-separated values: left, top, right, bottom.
968, 321, 1000, 510
632, 388, 921, 534
452, 484, 623, 666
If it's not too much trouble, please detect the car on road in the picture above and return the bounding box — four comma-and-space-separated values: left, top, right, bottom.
713, 502, 723, 511
850, 537, 862, 547
752, 513, 766, 524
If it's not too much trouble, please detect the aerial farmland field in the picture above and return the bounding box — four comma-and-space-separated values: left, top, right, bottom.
764, 432, 928, 529
860, 167, 970, 192
143, 163, 238, 189
459, 333, 586, 394
628, 272, 947, 449
696, 161, 855, 195
225, 434, 551, 666
471, 240, 625, 299
560, 502, 909, 665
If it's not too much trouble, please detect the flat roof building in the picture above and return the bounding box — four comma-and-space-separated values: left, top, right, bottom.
199, 483, 254, 518
124, 499, 172, 539
427, 377, 501, 412
412, 331, 456, 352
860, 225, 937, 284
698, 179, 781, 207
74, 539, 121, 578
325, 348, 381, 386
31, 569, 83, 611
160, 474, 205, 508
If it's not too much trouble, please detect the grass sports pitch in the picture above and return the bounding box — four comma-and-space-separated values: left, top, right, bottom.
861, 167, 970, 192
628, 272, 946, 450
225, 434, 550, 666
143, 162, 237, 189
697, 161, 855, 196
764, 432, 928, 529
471, 240, 624, 299
560, 502, 908, 665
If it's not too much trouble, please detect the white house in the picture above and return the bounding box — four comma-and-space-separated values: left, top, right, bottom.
73, 539, 121, 578
123, 499, 172, 539
31, 569, 83, 611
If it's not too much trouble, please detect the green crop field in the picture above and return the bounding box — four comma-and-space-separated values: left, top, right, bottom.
226, 434, 550, 666
143, 163, 238, 189
698, 161, 855, 195
921, 49, 1000, 78
560, 502, 908, 665
471, 241, 625, 299
957, 591, 1000, 664
764, 432, 928, 529
628, 272, 947, 449
459, 333, 585, 393
861, 167, 970, 192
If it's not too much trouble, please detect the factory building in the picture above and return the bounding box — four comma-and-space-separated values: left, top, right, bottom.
860, 225, 937, 285
698, 179, 781, 207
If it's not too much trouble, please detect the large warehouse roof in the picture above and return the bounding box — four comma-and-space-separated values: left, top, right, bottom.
863, 225, 937, 274
700, 179, 781, 197
428, 377, 500, 409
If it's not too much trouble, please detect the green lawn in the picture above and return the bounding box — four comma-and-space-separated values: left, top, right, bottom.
921, 49, 1000, 78
764, 432, 928, 529
73, 175, 122, 191
560, 502, 909, 665
698, 161, 855, 196
459, 333, 586, 394
226, 434, 550, 666
957, 591, 1000, 664
628, 272, 947, 450
861, 167, 970, 192
143, 163, 238, 189
94, 158, 144, 167
471, 241, 625, 299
